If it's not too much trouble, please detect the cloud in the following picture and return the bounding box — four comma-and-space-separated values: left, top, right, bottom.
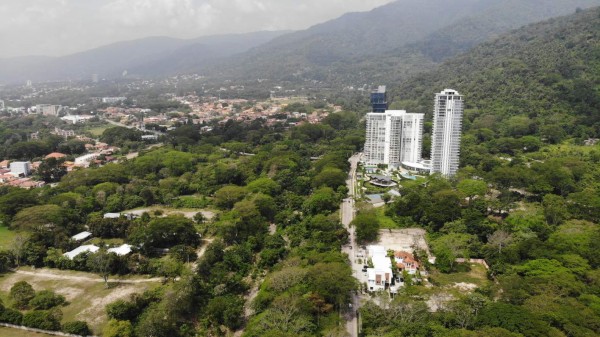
0, 0, 394, 58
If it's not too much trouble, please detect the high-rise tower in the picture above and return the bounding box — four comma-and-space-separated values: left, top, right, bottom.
430, 89, 463, 177
363, 110, 424, 168
370, 86, 388, 112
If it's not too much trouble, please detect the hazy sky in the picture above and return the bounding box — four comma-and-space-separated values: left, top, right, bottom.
0, 0, 394, 58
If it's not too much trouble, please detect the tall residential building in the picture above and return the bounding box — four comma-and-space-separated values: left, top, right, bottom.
364, 110, 424, 168
36, 104, 63, 116
430, 89, 464, 177
370, 86, 388, 112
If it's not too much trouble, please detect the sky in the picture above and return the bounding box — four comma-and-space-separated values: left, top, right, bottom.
0, 0, 394, 58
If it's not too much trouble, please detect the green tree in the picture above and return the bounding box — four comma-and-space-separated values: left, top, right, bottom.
307, 262, 356, 310
103, 319, 133, 337
457, 179, 487, 205
351, 211, 380, 243
62, 321, 92, 335
312, 167, 347, 190
542, 194, 569, 226
87, 249, 114, 288
29, 290, 66, 310
214, 185, 248, 209
10, 281, 35, 309
22, 309, 62, 331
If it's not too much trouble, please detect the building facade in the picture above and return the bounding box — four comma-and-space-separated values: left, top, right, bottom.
363, 110, 424, 168
430, 89, 464, 177
370, 86, 388, 112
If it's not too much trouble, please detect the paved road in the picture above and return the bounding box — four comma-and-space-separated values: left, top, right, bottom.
341, 153, 362, 337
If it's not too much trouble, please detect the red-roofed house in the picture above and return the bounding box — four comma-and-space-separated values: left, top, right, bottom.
45, 152, 67, 160
394, 251, 420, 275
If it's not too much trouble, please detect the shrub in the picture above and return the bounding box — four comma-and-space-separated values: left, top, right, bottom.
0, 307, 23, 325
29, 290, 66, 310
62, 320, 92, 335
22, 310, 62, 331
10, 281, 35, 309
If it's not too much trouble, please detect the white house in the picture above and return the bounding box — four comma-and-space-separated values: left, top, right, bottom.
71, 231, 92, 242
108, 244, 132, 256
63, 245, 99, 260
366, 245, 393, 292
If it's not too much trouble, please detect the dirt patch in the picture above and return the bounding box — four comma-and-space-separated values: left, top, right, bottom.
376, 228, 431, 256
453, 282, 478, 292
54, 287, 85, 301
77, 285, 140, 326
127, 208, 215, 220
426, 293, 454, 312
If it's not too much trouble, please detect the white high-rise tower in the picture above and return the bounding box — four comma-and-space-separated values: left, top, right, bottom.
430, 89, 463, 177
363, 110, 424, 168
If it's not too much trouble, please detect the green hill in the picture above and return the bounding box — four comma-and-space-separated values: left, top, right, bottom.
211, 0, 600, 85
392, 6, 600, 144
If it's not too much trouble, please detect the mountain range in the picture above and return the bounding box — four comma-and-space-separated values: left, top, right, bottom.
1, 0, 599, 85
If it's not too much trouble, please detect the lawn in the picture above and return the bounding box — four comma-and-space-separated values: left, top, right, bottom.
0, 268, 162, 335
428, 263, 490, 290
375, 207, 400, 229
0, 226, 17, 250
0, 327, 54, 337
85, 125, 110, 137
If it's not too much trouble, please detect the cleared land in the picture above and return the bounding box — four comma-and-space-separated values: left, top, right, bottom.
0, 268, 161, 335
376, 228, 430, 256
123, 206, 216, 220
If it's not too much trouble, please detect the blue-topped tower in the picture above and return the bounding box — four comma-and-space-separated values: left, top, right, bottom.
370, 85, 388, 113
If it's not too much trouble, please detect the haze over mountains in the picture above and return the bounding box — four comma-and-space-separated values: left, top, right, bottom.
1, 0, 599, 85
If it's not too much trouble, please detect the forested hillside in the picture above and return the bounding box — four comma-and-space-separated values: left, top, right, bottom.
394, 6, 600, 152
357, 7, 600, 337
212, 0, 600, 85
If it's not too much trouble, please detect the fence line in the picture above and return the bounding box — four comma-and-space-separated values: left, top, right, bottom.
0, 322, 97, 337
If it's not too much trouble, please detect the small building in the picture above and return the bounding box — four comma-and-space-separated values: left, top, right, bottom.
401, 161, 431, 175
72, 231, 92, 242
103, 213, 121, 219
108, 244, 132, 256
369, 175, 396, 187
64, 245, 99, 260
9, 161, 31, 176
74, 153, 100, 167
0, 160, 9, 169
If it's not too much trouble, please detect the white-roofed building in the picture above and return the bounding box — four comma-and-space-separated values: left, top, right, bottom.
64, 245, 99, 260
366, 245, 393, 292
72, 231, 92, 241
108, 244, 132, 256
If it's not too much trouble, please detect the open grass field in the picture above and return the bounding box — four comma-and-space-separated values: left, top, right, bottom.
0, 226, 17, 250
375, 207, 400, 229
0, 268, 162, 335
428, 263, 490, 290
0, 327, 54, 337
85, 125, 110, 137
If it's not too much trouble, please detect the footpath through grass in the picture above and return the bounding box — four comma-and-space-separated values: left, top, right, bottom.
0, 268, 162, 335
0, 327, 54, 337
